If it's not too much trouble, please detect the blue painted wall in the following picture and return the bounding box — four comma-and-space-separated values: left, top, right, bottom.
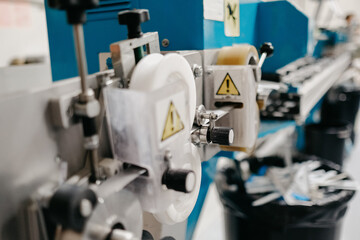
45, 0, 137, 81
45, 0, 309, 80
256, 1, 309, 73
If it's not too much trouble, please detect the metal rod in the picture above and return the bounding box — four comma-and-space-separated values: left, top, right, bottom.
258, 53, 267, 68
73, 24, 88, 94
73, 24, 100, 182
89, 149, 100, 181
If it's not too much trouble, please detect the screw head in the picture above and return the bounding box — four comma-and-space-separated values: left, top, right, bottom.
164, 150, 173, 162
162, 38, 170, 48
193, 64, 203, 78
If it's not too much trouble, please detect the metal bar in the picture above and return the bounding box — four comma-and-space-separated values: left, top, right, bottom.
73, 24, 88, 94
258, 53, 267, 68
89, 149, 100, 181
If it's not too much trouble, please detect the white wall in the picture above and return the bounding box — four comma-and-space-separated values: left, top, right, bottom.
0, 0, 49, 67
302, 0, 360, 28
264, 0, 360, 29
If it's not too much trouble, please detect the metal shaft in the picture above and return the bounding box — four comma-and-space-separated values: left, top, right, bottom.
73, 24, 100, 182
258, 53, 267, 68
89, 148, 100, 181
73, 24, 88, 94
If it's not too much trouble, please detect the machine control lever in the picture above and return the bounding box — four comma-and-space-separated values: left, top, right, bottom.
118, 9, 150, 39
192, 105, 234, 146
118, 9, 150, 63
48, 0, 99, 24
258, 42, 274, 68
162, 169, 196, 193
48, 184, 98, 232
208, 127, 234, 146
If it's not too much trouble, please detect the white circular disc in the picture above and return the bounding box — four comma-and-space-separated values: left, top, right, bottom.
82, 190, 142, 239
130, 53, 197, 125
153, 144, 201, 225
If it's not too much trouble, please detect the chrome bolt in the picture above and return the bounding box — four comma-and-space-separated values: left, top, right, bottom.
193, 64, 203, 78
201, 112, 218, 120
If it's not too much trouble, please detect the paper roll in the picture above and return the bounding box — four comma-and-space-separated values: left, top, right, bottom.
129, 53, 201, 224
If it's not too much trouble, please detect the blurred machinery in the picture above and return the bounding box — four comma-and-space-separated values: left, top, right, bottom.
0, 0, 276, 239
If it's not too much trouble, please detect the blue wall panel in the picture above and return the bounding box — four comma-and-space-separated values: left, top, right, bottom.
45, 5, 78, 81
138, 0, 204, 51
256, 1, 309, 73
45, 0, 309, 78
45, 0, 137, 81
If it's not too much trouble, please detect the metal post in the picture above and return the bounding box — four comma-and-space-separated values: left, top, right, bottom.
73, 24, 100, 181
73, 24, 88, 94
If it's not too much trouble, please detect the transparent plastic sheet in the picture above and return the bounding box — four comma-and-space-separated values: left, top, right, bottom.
104, 80, 194, 214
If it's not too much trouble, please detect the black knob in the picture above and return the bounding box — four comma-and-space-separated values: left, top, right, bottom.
162, 169, 196, 193
208, 127, 234, 145
48, 184, 98, 232
118, 9, 150, 39
48, 0, 99, 24
260, 42, 274, 58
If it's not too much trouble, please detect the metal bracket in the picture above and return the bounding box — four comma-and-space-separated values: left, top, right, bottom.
110, 32, 160, 88
50, 91, 80, 129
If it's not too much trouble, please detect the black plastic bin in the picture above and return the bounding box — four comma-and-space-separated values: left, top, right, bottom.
321, 82, 360, 142
305, 122, 351, 166
215, 155, 355, 240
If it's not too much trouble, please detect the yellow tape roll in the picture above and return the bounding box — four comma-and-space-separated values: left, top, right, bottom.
216, 44, 259, 66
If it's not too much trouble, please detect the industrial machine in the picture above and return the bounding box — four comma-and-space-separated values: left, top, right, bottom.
0, 0, 275, 239
1, 0, 356, 239
261, 50, 352, 122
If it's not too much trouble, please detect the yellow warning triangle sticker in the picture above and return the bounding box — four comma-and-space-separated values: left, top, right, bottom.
216, 73, 240, 95
162, 101, 184, 141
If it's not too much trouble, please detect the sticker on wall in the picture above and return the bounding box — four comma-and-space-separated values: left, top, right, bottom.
224, 0, 240, 37
203, 0, 224, 21
162, 101, 184, 141
216, 73, 240, 95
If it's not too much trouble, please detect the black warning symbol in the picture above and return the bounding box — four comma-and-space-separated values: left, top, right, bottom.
216, 73, 240, 95
161, 101, 184, 141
